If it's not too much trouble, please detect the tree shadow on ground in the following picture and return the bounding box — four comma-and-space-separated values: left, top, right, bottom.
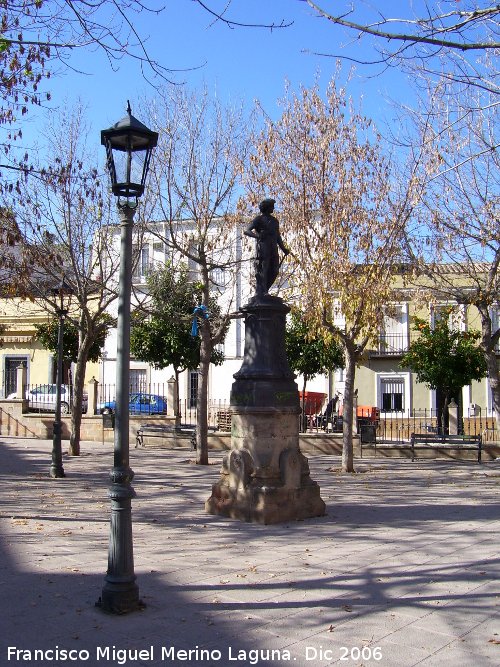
0, 440, 498, 666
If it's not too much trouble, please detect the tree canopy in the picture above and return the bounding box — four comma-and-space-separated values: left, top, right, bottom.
285, 309, 344, 388
35, 313, 113, 364
401, 309, 487, 402
130, 263, 226, 417
244, 73, 418, 471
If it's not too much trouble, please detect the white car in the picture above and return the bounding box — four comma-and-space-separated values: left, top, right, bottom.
8, 384, 88, 414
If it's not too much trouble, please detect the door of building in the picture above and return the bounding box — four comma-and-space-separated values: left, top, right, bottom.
4, 357, 28, 397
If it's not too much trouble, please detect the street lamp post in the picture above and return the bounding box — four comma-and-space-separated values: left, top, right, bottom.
50, 278, 73, 479
97, 102, 158, 614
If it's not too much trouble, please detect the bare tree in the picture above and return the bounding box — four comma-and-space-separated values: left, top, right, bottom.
193, 1, 499, 98
0, 0, 178, 163
5, 101, 120, 455
0, 0, 185, 285
141, 86, 253, 465
244, 75, 423, 472
304, 1, 499, 96
407, 81, 500, 422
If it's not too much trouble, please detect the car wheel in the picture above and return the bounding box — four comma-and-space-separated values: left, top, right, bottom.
60, 402, 70, 414
101, 408, 112, 415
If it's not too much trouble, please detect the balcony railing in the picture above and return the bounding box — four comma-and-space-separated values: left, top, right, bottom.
370, 333, 411, 356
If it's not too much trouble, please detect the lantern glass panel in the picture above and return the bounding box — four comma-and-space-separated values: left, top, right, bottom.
111, 149, 147, 196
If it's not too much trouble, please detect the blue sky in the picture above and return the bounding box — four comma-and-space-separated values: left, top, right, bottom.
24, 0, 416, 154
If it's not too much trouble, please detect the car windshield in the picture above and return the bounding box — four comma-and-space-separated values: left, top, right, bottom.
32, 385, 50, 395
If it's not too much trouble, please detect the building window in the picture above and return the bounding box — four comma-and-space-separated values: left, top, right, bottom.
133, 245, 150, 279
188, 370, 198, 408
432, 304, 466, 331
379, 304, 408, 354
211, 267, 226, 288
129, 369, 147, 393
380, 377, 405, 412
491, 306, 499, 352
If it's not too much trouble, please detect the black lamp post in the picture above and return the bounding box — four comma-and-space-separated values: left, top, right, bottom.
97, 102, 158, 614
50, 277, 73, 479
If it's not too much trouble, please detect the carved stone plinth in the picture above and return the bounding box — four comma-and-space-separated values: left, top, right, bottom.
206, 295, 325, 524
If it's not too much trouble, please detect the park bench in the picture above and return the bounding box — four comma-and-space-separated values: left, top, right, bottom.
410, 433, 482, 463
360, 436, 414, 459
135, 424, 196, 449
360, 431, 482, 462
135, 423, 218, 449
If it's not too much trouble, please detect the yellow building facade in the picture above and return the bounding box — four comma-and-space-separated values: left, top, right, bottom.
332, 288, 498, 420
0, 297, 98, 398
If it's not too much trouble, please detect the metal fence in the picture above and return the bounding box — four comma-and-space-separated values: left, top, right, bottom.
303, 406, 499, 443
6, 377, 498, 443
97, 382, 231, 429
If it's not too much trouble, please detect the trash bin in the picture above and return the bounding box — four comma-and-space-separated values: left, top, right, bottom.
360, 424, 376, 443
102, 413, 115, 429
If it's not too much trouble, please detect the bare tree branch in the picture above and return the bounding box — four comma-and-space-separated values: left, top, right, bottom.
193, 0, 292, 29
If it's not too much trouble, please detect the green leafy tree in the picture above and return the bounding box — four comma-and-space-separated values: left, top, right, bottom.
285, 310, 344, 421
35, 314, 112, 366
401, 309, 487, 430
130, 263, 225, 420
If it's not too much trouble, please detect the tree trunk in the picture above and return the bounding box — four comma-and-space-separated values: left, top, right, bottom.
342, 344, 357, 473
301, 377, 308, 432
69, 357, 84, 456
195, 321, 211, 465
69, 332, 92, 456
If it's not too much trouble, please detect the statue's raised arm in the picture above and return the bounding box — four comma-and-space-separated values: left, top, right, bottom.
244, 198, 289, 298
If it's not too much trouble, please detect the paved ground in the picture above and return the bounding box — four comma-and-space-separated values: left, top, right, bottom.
0, 437, 499, 667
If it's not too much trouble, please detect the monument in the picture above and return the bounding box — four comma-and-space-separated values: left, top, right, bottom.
206, 199, 326, 523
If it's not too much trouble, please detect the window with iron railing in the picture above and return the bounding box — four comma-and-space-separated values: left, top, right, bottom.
373, 332, 410, 356
380, 377, 405, 412
373, 304, 409, 356
188, 369, 198, 408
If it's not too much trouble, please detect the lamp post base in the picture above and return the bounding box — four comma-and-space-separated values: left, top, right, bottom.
98, 469, 141, 614
97, 581, 142, 615
50, 420, 65, 478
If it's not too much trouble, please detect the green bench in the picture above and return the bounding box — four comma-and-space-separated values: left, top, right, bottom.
410, 433, 482, 463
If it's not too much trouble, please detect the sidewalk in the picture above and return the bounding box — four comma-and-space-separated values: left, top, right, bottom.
0, 437, 498, 667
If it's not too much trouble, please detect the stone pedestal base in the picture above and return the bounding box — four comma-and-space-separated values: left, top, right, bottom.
206, 294, 326, 524
206, 479, 325, 524
206, 408, 326, 524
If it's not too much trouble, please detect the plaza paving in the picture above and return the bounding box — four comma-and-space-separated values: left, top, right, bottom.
0, 436, 499, 667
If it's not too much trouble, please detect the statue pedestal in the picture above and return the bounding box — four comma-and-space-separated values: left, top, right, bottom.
206, 295, 325, 524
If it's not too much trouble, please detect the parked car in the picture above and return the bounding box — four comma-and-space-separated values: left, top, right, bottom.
99, 393, 167, 415
8, 384, 88, 414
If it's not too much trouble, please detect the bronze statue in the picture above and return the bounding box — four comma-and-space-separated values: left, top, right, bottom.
244, 198, 289, 297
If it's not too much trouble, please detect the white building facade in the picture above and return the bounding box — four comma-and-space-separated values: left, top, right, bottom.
98, 219, 331, 415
